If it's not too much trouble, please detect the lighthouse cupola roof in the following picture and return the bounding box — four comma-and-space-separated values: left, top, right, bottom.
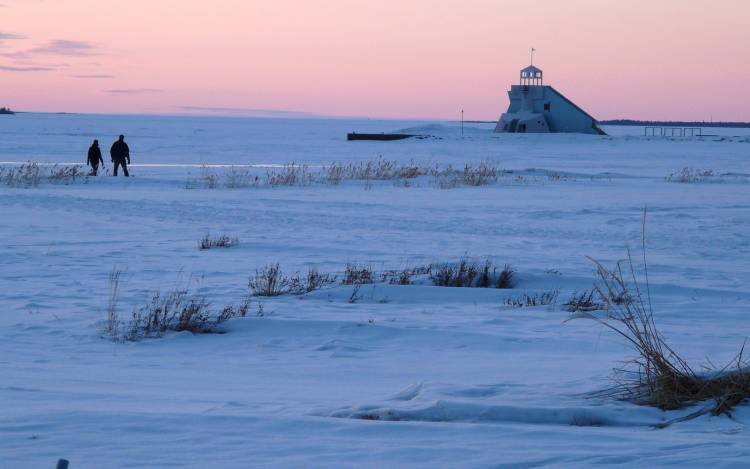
520, 65, 543, 86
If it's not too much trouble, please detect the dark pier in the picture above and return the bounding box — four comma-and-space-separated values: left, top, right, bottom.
347, 133, 416, 141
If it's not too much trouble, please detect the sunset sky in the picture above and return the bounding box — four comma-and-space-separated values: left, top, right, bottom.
1, 0, 748, 121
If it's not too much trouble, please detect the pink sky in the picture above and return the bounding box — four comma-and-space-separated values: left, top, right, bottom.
1, 0, 748, 120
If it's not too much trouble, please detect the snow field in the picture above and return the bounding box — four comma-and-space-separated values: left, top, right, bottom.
1, 114, 750, 467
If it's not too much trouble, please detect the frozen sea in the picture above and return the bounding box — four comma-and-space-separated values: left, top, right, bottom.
1, 113, 750, 468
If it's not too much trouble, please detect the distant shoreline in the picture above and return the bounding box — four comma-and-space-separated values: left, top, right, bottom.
464, 119, 750, 129
598, 119, 750, 128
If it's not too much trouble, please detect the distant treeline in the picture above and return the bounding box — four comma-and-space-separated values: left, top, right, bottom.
0, 107, 15, 115
599, 119, 750, 129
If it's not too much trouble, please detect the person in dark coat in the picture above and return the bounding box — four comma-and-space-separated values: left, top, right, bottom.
110, 134, 130, 177
87, 139, 104, 175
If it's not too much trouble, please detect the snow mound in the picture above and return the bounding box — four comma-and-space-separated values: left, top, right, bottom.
329, 400, 663, 427
394, 124, 454, 134
392, 123, 492, 138
387, 382, 424, 401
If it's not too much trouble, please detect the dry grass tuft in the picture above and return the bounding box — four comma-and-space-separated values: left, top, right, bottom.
434, 163, 499, 189
496, 264, 516, 289
289, 268, 337, 294
266, 164, 313, 187
198, 233, 240, 250
104, 268, 123, 338
564, 289, 605, 312
431, 258, 515, 289
0, 163, 43, 187
665, 167, 715, 183
462, 163, 498, 186
105, 275, 250, 342
343, 263, 374, 285
0, 162, 86, 187
381, 265, 432, 285
249, 264, 336, 296
324, 158, 436, 183
182, 158, 514, 190
249, 263, 288, 297
122, 292, 249, 340
431, 258, 482, 287
48, 165, 86, 184
578, 249, 750, 425
224, 168, 260, 188
504, 290, 559, 307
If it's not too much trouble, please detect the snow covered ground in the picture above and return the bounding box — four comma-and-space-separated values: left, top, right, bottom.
1, 113, 750, 467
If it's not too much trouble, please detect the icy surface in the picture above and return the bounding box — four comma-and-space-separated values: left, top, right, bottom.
1, 113, 750, 467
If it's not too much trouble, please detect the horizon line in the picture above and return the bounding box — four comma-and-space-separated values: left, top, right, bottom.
4, 108, 750, 126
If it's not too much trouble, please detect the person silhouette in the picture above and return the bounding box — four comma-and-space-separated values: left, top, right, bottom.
110, 135, 130, 177
87, 139, 104, 175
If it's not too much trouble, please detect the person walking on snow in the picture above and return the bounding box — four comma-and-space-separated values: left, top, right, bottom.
110, 134, 130, 177
87, 139, 104, 176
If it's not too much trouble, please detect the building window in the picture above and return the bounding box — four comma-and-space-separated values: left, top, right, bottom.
544, 102, 551, 111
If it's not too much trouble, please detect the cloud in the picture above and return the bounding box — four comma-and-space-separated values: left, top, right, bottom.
0, 32, 25, 40
1, 39, 97, 59
71, 74, 114, 79
0, 64, 55, 71
104, 88, 164, 95
29, 39, 96, 56
11, 59, 69, 66
180, 106, 318, 118
0, 51, 25, 59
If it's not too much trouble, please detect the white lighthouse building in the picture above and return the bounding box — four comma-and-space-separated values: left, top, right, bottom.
495, 64, 605, 135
